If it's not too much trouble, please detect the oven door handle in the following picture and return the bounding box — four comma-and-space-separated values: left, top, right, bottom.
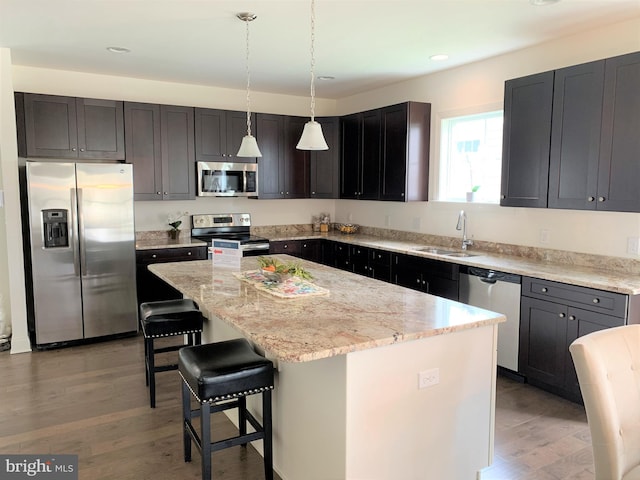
241, 242, 270, 252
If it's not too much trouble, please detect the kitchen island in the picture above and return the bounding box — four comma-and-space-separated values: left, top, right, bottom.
149, 256, 505, 480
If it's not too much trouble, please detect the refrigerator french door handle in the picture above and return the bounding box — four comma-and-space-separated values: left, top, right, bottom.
70, 188, 81, 277
76, 187, 87, 276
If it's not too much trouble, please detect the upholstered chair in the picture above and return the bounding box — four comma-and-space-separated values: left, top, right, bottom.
569, 325, 640, 480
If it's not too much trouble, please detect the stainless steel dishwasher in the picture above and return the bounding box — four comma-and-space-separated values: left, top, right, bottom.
459, 267, 522, 372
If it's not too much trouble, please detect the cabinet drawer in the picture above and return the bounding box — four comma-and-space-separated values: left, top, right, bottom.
350, 245, 369, 260
523, 277, 627, 318
269, 240, 302, 255
136, 246, 207, 265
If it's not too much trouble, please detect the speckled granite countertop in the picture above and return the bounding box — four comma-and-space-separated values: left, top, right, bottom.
265, 232, 640, 295
149, 256, 504, 363
135, 236, 207, 250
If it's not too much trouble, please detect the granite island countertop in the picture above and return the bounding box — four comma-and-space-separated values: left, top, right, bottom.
148, 255, 505, 363
264, 232, 640, 295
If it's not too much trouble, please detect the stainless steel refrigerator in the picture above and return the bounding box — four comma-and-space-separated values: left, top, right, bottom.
24, 161, 137, 346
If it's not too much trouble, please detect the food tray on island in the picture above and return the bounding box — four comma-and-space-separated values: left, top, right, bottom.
337, 223, 359, 234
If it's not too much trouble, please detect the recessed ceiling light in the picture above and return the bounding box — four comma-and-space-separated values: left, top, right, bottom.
106, 46, 131, 54
429, 54, 449, 61
317, 76, 335, 81
529, 0, 561, 5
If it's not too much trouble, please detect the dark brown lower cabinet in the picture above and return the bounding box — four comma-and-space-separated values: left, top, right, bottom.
519, 277, 635, 403
392, 253, 459, 301
136, 246, 207, 305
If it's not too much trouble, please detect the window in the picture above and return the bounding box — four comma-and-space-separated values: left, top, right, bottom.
438, 110, 503, 203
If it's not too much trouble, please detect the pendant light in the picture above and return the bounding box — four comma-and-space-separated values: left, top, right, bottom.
296, 0, 328, 150
236, 12, 262, 157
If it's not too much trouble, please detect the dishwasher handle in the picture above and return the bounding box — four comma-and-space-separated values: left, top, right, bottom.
466, 266, 522, 285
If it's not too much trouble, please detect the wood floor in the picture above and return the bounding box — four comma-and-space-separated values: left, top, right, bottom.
0, 335, 594, 480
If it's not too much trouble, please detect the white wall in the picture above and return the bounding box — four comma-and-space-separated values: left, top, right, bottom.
333, 16, 640, 258
0, 48, 30, 353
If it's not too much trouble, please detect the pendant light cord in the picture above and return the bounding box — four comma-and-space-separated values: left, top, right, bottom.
309, 0, 317, 122
244, 17, 253, 136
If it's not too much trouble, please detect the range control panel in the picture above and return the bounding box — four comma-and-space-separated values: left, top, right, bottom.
191, 213, 251, 228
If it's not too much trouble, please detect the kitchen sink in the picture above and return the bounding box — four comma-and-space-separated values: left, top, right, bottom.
413, 247, 456, 255
412, 247, 480, 258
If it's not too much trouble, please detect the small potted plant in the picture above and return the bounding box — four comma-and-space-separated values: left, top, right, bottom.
466, 185, 480, 202
167, 211, 188, 240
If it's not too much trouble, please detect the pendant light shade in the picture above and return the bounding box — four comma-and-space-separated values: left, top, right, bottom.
297, 0, 328, 151
297, 120, 328, 150
236, 12, 262, 157
237, 134, 262, 157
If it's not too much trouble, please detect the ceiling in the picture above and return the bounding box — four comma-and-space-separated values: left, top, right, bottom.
1, 0, 639, 99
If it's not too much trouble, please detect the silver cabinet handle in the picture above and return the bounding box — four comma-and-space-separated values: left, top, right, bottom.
187, 252, 192, 256
80, 148, 85, 152
587, 196, 595, 202
72, 147, 77, 151
598, 196, 605, 202
151, 254, 157, 258
156, 191, 161, 195
541, 287, 548, 293
593, 298, 600, 304
569, 315, 576, 321
559, 313, 566, 318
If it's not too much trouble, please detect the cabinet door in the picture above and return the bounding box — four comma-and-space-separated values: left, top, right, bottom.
23, 94, 78, 158
227, 110, 257, 163
283, 116, 310, 198
194, 108, 226, 161
501, 71, 554, 207
519, 296, 568, 387
256, 113, 285, 198
350, 245, 370, 276
380, 103, 408, 201
340, 113, 361, 199
76, 98, 125, 160
597, 51, 640, 212
124, 102, 163, 201
548, 61, 604, 210
160, 105, 195, 200
300, 240, 322, 262
310, 117, 340, 199
392, 254, 427, 292
360, 110, 381, 200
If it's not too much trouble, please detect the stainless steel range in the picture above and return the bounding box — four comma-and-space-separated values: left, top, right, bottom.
191, 213, 269, 257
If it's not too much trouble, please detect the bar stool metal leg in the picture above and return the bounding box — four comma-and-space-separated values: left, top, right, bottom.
200, 402, 212, 480
182, 382, 192, 463
263, 391, 273, 480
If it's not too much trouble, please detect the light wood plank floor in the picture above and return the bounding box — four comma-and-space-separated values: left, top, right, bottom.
0, 335, 594, 479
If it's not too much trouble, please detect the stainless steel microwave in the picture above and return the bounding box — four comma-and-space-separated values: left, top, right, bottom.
197, 161, 259, 197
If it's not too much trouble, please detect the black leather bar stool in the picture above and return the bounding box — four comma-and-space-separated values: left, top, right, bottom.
178, 339, 274, 480
139, 298, 204, 408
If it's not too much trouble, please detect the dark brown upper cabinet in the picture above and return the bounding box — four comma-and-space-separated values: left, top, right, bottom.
340, 110, 381, 200
503, 50, 640, 213
596, 51, 640, 212
124, 102, 195, 201
194, 108, 257, 163
340, 102, 430, 202
380, 102, 430, 202
15, 93, 125, 160
255, 113, 315, 199
310, 117, 340, 199
548, 61, 605, 210
500, 71, 554, 208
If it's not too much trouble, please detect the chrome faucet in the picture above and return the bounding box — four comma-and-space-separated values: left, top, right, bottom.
456, 210, 473, 250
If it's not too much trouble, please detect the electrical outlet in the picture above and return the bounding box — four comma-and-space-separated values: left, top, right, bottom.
628, 237, 640, 255
418, 368, 440, 389
539, 229, 550, 244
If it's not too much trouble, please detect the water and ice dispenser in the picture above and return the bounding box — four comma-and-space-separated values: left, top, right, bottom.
42, 209, 69, 248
